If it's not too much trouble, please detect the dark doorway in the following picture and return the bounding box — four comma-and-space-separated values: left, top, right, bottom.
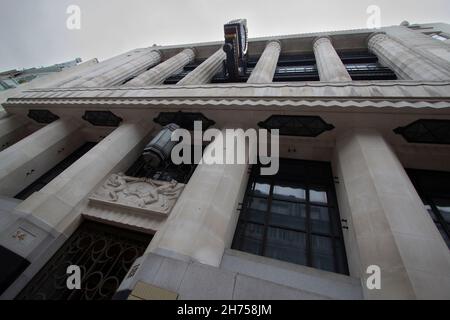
16, 220, 152, 300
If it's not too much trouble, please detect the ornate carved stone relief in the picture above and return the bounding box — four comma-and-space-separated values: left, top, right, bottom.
89, 172, 185, 217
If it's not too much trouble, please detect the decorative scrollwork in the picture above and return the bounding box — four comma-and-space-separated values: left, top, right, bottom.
16, 221, 152, 300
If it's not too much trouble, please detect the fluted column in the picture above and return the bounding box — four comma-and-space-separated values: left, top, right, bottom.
125, 49, 195, 86
0, 115, 31, 151
334, 128, 450, 299
177, 49, 225, 85
55, 50, 137, 87
147, 129, 250, 267
78, 51, 161, 87
247, 41, 281, 84
368, 32, 450, 80
0, 119, 84, 197
313, 36, 352, 82
60, 50, 161, 87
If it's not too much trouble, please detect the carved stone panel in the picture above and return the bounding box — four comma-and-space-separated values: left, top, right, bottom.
89, 172, 185, 217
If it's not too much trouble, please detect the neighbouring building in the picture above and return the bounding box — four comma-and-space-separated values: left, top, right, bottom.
0, 20, 449, 300
0, 58, 82, 91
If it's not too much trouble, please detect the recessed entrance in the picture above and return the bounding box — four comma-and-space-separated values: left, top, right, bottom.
16, 220, 152, 300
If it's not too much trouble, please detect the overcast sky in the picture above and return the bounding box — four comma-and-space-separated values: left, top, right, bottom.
1, 0, 449, 71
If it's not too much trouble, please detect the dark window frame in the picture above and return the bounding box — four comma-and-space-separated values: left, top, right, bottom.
232, 159, 349, 275
407, 169, 450, 249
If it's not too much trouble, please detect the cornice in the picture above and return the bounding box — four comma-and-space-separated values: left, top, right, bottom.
17, 80, 450, 92
4, 97, 449, 111
3, 81, 449, 112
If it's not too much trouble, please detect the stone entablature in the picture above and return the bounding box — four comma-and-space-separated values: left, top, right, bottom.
89, 172, 185, 217
3, 81, 450, 112
7, 80, 450, 98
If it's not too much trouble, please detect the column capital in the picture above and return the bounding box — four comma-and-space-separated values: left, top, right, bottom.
182, 47, 197, 60
313, 35, 332, 48
366, 31, 387, 46
149, 49, 162, 58
266, 39, 282, 48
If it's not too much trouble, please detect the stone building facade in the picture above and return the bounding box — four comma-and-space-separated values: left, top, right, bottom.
0, 21, 450, 300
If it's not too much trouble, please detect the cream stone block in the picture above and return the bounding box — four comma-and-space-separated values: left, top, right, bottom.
0, 115, 32, 151
147, 130, 250, 267
407, 269, 450, 300
335, 128, 450, 299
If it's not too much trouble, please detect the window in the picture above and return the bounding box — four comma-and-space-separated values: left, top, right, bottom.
339, 51, 397, 80
429, 33, 449, 41
407, 169, 450, 249
232, 159, 348, 274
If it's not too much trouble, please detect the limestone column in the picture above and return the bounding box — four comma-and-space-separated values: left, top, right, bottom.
177, 49, 226, 85
54, 51, 135, 87
313, 36, 352, 82
247, 41, 281, 84
368, 32, 450, 80
0, 115, 31, 151
14, 121, 154, 233
147, 129, 250, 267
60, 50, 161, 88
76, 51, 161, 87
334, 128, 450, 299
124, 49, 196, 86
0, 119, 84, 197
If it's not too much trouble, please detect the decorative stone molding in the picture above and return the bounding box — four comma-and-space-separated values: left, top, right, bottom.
5, 97, 450, 110
3, 81, 450, 112
89, 173, 185, 217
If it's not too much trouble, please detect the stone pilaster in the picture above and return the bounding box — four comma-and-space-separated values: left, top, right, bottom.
14, 121, 154, 233
0, 115, 31, 151
368, 32, 450, 80
313, 36, 352, 82
0, 119, 84, 197
177, 49, 226, 85
334, 128, 450, 299
125, 49, 195, 86
247, 41, 281, 84
147, 129, 250, 267
61, 50, 161, 88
